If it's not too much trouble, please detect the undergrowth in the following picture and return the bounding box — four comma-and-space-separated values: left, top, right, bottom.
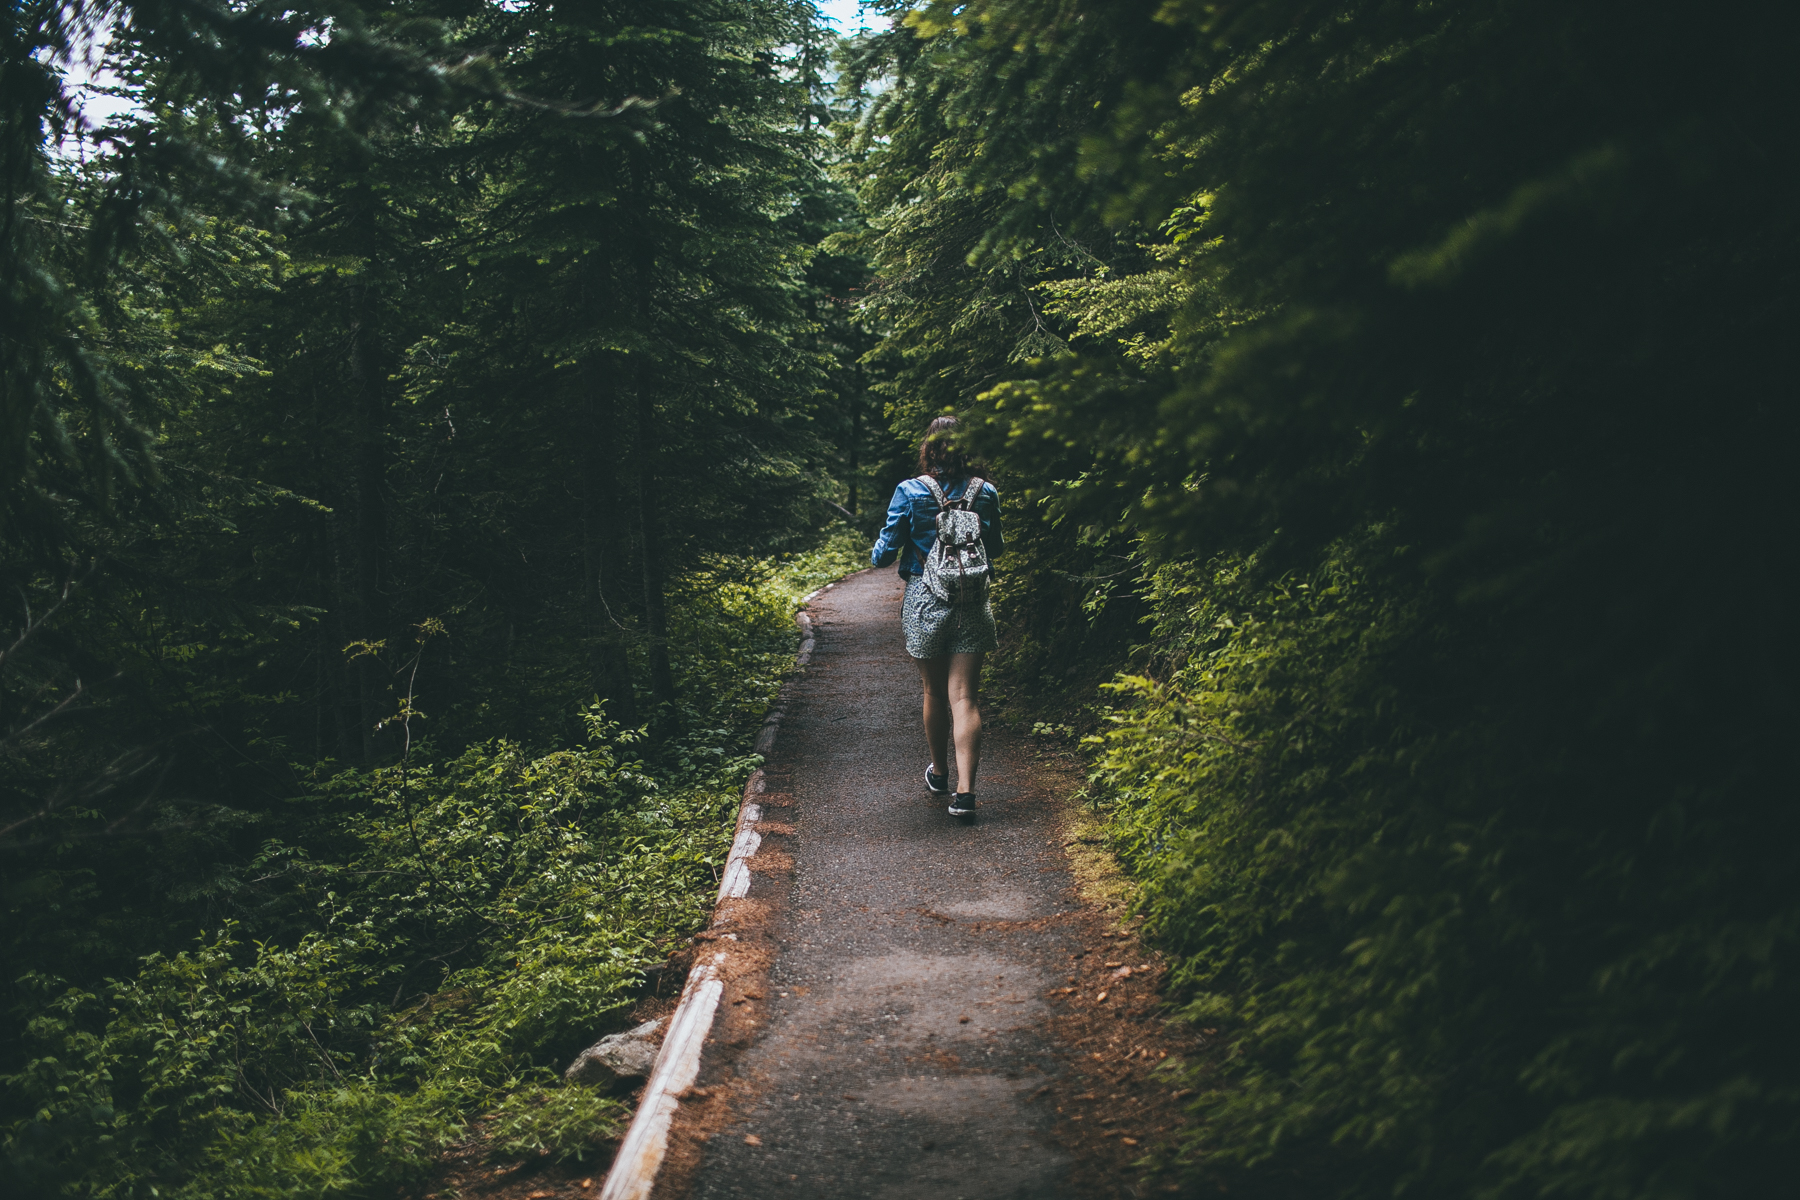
1, 541, 861, 1199
1072, 533, 1797, 1196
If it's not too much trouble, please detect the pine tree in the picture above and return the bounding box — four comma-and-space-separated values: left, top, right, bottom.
847, 3, 1800, 1196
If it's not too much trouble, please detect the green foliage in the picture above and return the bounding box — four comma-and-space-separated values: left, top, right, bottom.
753, 527, 872, 608
847, 1, 1799, 1196
483, 1083, 626, 1165
4, 690, 761, 1196
1, 510, 836, 1194
3, 3, 869, 1195
2, 0, 498, 551
1086, 539, 1799, 1198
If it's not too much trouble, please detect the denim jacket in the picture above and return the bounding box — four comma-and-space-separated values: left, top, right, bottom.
871, 476, 1004, 579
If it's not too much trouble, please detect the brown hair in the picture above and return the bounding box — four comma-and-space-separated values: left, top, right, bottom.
917, 415, 985, 480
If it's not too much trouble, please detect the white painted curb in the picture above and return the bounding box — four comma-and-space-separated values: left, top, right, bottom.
595, 594, 823, 1200
597, 952, 725, 1200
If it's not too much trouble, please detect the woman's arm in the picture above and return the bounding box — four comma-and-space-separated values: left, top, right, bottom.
871, 483, 913, 567
979, 483, 1005, 558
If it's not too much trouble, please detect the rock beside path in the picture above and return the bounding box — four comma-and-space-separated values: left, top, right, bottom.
565, 1018, 664, 1087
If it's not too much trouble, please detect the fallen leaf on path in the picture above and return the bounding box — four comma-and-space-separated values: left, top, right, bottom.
1096, 990, 1109, 1002
744, 1134, 763, 1146
959, 1016, 970, 1023
1111, 966, 1133, 979
1104, 961, 1123, 968
1122, 1137, 1140, 1146
580, 1181, 593, 1190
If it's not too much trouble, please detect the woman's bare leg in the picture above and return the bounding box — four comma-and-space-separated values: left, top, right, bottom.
916, 655, 951, 777
947, 652, 984, 793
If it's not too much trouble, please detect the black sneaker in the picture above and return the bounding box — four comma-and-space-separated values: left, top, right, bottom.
948, 793, 977, 818
925, 763, 950, 794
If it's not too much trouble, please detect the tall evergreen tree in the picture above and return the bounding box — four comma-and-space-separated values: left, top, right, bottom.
846, 2, 1800, 1196
3, 5, 867, 1193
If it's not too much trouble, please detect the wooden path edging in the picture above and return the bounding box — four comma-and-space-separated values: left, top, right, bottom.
595, 591, 824, 1200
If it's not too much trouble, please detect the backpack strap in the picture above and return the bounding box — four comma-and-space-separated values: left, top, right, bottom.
919, 474, 988, 511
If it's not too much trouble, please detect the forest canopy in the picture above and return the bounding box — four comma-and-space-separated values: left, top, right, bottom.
3, 1, 882, 1193
841, 0, 1796, 1196
4, 1, 1795, 1197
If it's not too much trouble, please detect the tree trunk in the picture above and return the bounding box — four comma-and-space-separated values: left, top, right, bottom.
581, 360, 638, 723
636, 378, 676, 708
848, 405, 861, 518
347, 295, 389, 762
324, 509, 359, 761
626, 183, 675, 709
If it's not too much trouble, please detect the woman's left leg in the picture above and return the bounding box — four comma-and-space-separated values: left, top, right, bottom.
916, 654, 952, 779
946, 652, 984, 794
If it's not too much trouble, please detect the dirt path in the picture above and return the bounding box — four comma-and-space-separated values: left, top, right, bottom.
656, 568, 1192, 1200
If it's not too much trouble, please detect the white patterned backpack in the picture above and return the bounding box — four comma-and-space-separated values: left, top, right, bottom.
917, 474, 992, 606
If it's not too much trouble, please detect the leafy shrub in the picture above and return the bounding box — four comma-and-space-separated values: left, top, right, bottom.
1091, 540, 1798, 1197
483, 1083, 626, 1163
3, 547, 842, 1198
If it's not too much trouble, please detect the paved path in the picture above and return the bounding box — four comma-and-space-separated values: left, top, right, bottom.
684, 568, 1088, 1200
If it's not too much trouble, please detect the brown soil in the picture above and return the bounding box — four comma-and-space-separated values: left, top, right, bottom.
990, 738, 1209, 1197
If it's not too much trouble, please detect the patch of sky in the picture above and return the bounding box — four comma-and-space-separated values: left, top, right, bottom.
38, 11, 134, 157
47, 1, 879, 161
814, 0, 875, 35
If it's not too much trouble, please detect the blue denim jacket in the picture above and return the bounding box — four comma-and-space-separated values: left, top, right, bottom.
871, 476, 1005, 579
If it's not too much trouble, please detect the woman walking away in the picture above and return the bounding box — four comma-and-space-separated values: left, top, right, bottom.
871, 416, 1005, 821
